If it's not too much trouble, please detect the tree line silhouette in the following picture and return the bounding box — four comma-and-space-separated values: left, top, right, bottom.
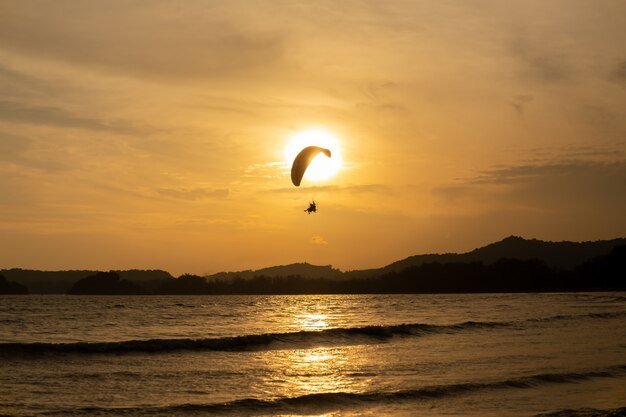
3, 243, 624, 295
57, 245, 625, 295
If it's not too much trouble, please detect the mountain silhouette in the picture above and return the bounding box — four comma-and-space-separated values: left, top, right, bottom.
344, 236, 626, 279
3, 236, 625, 294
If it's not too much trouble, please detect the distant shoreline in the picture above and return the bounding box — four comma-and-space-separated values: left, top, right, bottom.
2, 236, 624, 295
4, 289, 626, 296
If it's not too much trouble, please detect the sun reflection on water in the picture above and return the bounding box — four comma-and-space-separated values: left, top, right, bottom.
252, 297, 375, 408
281, 347, 352, 396
256, 344, 371, 403
295, 313, 330, 331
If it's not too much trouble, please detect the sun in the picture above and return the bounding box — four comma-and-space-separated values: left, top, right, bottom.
284, 129, 343, 183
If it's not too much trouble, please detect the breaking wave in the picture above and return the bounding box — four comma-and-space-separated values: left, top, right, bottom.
41, 365, 626, 415
0, 320, 506, 356
534, 407, 626, 417
2, 310, 624, 356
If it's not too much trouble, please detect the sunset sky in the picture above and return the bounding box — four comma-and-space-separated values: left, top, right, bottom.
1, 1, 625, 275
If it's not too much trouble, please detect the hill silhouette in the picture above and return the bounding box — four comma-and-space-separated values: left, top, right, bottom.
3, 236, 625, 295
152, 274, 212, 294
344, 236, 626, 279
67, 271, 147, 295
203, 236, 626, 281
0, 269, 173, 294
207, 262, 342, 281
198, 245, 625, 294
0, 275, 29, 294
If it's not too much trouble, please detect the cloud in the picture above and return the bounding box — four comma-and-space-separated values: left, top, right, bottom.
609, 60, 626, 83
156, 187, 229, 200
468, 160, 625, 185
430, 155, 626, 242
0, 132, 30, 157
510, 36, 572, 83
267, 184, 392, 194
522, 143, 625, 162
0, 64, 71, 99
244, 162, 287, 179
311, 235, 328, 245
0, 131, 75, 172
509, 94, 533, 117
430, 184, 472, 204
432, 158, 626, 214
0, 100, 144, 134
525, 56, 571, 82
0, 2, 285, 79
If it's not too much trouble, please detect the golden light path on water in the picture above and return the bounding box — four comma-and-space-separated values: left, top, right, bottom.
254, 304, 373, 411
295, 313, 330, 330
257, 344, 364, 410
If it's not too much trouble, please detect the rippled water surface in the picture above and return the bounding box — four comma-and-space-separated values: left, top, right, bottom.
1, 293, 625, 416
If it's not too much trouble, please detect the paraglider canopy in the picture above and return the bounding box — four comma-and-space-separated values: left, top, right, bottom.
291, 146, 332, 186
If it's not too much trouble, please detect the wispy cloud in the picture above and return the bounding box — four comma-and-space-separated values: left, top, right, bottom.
0, 64, 71, 99
0, 132, 30, 157
0, 100, 145, 134
267, 184, 392, 194
522, 143, 625, 162
0, 3, 285, 80
510, 35, 572, 83
509, 94, 533, 117
311, 235, 328, 245
156, 187, 229, 200
432, 158, 626, 211
0, 131, 76, 172
609, 59, 626, 84
244, 162, 287, 179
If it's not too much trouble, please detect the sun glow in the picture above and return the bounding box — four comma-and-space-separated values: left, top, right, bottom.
284, 129, 343, 183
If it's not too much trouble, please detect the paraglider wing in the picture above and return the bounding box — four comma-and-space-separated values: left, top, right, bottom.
290, 146, 332, 186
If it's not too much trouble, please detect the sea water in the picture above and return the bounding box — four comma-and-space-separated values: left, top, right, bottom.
1, 293, 625, 416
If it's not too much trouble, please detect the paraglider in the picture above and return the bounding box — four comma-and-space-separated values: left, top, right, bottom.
290, 145, 331, 214
304, 201, 317, 214
290, 146, 331, 187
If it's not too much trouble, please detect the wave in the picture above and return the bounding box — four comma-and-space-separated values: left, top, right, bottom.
0, 320, 507, 356
2, 310, 624, 356
529, 311, 626, 322
534, 407, 626, 417
579, 294, 626, 304
42, 365, 626, 416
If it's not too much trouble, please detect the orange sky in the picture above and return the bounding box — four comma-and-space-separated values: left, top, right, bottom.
1, 1, 625, 275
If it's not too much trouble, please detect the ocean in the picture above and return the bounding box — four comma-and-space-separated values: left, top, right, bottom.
1, 293, 625, 416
